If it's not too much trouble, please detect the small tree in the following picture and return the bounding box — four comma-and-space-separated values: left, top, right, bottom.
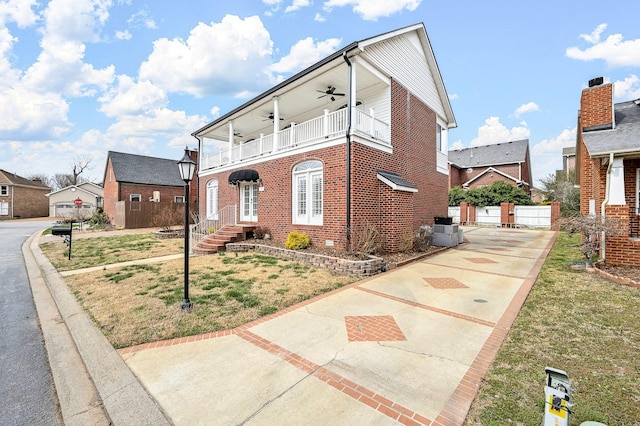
557, 214, 625, 267
449, 181, 533, 207
539, 172, 580, 216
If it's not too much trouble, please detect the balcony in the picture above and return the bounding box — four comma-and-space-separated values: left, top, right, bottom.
202, 108, 389, 170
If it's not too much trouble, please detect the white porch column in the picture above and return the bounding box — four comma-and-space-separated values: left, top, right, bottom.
323, 109, 330, 137
273, 96, 280, 151
228, 121, 234, 164
608, 157, 626, 205
349, 58, 357, 134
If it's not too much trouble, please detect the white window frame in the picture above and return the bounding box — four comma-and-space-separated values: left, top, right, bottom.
175, 196, 185, 203
206, 179, 219, 219
292, 160, 323, 226
130, 194, 141, 202
0, 201, 8, 215
0, 185, 8, 196
436, 119, 448, 154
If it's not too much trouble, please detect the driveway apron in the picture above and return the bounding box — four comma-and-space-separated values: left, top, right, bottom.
120, 227, 556, 425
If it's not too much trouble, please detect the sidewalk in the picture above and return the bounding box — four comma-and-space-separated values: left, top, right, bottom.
28, 226, 556, 425
120, 227, 556, 425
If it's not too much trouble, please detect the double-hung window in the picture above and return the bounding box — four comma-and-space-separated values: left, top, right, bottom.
293, 161, 323, 225
0, 185, 8, 196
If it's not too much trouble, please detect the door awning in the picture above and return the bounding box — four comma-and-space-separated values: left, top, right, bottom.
228, 169, 260, 185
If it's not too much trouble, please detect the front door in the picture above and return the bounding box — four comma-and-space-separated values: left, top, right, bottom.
240, 182, 258, 222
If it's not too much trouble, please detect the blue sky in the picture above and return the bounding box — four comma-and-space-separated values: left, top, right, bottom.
1, 0, 639, 187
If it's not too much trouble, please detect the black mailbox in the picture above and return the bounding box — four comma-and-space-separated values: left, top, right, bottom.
52, 225, 72, 236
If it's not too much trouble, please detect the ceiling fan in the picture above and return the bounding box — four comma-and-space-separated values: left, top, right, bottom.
262, 112, 283, 121
317, 86, 345, 101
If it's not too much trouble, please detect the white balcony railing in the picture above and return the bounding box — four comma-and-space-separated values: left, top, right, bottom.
203, 108, 389, 170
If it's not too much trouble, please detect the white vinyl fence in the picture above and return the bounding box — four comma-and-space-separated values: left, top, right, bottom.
447, 205, 553, 229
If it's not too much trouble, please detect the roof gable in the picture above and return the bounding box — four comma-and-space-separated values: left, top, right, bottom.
448, 139, 529, 169
106, 151, 185, 187
193, 22, 455, 137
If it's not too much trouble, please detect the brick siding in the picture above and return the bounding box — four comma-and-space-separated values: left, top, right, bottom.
199, 79, 448, 253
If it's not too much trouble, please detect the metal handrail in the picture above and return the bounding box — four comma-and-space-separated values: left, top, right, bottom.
189, 205, 237, 254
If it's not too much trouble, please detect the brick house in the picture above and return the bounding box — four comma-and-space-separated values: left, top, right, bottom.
102, 151, 197, 226
448, 139, 533, 194
0, 169, 50, 219
191, 23, 456, 253
576, 77, 640, 266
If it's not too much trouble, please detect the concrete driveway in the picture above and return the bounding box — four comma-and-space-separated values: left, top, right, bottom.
119, 227, 556, 425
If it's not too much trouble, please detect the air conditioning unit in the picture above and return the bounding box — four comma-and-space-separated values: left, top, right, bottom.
433, 224, 459, 247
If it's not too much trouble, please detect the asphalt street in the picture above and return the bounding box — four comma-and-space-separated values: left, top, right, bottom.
0, 219, 61, 426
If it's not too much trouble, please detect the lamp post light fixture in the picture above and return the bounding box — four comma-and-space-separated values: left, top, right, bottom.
177, 147, 196, 310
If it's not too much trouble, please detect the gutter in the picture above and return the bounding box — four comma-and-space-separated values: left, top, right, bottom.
600, 152, 614, 261
343, 52, 352, 250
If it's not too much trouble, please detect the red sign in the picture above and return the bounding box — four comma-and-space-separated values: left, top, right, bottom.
74, 198, 83, 207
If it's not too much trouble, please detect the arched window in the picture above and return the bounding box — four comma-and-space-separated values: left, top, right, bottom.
292, 160, 323, 225
206, 179, 219, 219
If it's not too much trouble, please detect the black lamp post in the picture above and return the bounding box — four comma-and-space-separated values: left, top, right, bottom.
177, 147, 196, 310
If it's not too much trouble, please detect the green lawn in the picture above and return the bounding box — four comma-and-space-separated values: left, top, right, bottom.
465, 232, 640, 425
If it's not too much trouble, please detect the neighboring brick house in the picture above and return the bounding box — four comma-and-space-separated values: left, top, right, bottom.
0, 169, 50, 219
192, 23, 456, 253
448, 139, 533, 194
576, 77, 640, 266
102, 151, 198, 226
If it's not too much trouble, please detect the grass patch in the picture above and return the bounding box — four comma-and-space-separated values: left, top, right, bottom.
40, 233, 183, 271
464, 232, 640, 425
61, 252, 358, 349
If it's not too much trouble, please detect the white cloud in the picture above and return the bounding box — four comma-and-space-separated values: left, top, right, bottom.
450, 139, 464, 150
513, 101, 539, 118
139, 15, 274, 97
323, 0, 421, 21
613, 75, 640, 101
115, 29, 131, 40
270, 36, 341, 74
42, 0, 111, 43
285, 0, 311, 13
127, 8, 157, 30
578, 23, 607, 44
0, 0, 39, 28
98, 75, 167, 117
566, 24, 640, 67
530, 127, 577, 185
21, 0, 115, 97
448, 93, 459, 101
0, 87, 71, 140
470, 116, 530, 147
532, 128, 576, 156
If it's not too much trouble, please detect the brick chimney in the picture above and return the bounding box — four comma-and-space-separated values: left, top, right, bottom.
580, 78, 614, 131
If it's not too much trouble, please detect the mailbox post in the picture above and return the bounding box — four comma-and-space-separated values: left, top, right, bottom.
543, 367, 572, 426
52, 222, 73, 260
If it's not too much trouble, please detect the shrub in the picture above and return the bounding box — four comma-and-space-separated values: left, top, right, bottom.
253, 226, 269, 239
350, 223, 383, 255
285, 231, 310, 250
207, 226, 219, 234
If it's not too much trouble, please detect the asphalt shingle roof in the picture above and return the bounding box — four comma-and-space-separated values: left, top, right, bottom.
377, 170, 418, 190
448, 139, 529, 169
583, 100, 640, 156
0, 169, 51, 189
108, 151, 185, 187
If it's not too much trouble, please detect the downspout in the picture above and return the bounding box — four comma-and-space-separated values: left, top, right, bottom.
600, 152, 614, 262
343, 52, 352, 251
